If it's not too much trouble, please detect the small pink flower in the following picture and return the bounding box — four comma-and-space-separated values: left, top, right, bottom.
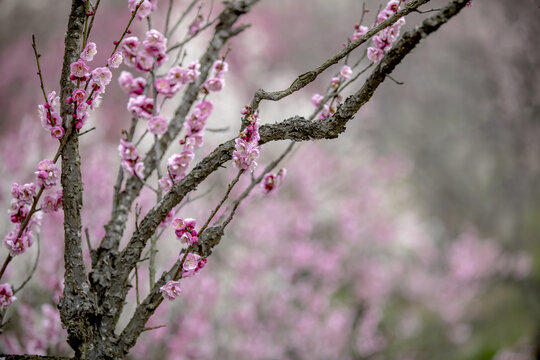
35, 160, 59, 189
311, 94, 324, 108
11, 183, 36, 205
121, 36, 139, 55
183, 253, 201, 272
188, 14, 203, 35
50, 126, 65, 139
108, 51, 123, 68
80, 42, 97, 62
42, 194, 59, 213
0, 284, 16, 308
159, 177, 173, 193
4, 226, 33, 256
72, 89, 87, 103
352, 24, 369, 42
160, 280, 181, 301
202, 77, 225, 92
91, 67, 112, 87
261, 168, 287, 194
154, 77, 172, 96
136, 50, 154, 72
212, 60, 229, 77
118, 139, 139, 161
340, 65, 353, 79
148, 116, 168, 135
367, 47, 384, 63
70, 59, 90, 80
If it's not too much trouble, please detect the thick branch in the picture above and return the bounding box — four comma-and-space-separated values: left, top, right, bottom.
56, 0, 97, 358
116, 0, 470, 311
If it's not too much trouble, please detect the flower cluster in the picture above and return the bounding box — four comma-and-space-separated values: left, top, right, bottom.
42, 188, 63, 214
37, 91, 63, 139
3, 213, 41, 257
182, 253, 207, 277
233, 106, 260, 172
128, 0, 158, 21
120, 29, 167, 72
201, 60, 228, 93
160, 61, 218, 188
152, 61, 201, 98
0, 284, 15, 308
9, 183, 36, 224
66, 42, 111, 130
35, 160, 59, 190
159, 253, 207, 301
352, 23, 369, 42
160, 280, 181, 301
172, 217, 198, 245
118, 138, 144, 178
367, 0, 406, 63
261, 169, 287, 194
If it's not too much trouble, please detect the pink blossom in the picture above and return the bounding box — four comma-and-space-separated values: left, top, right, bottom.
118, 139, 139, 161
167, 66, 187, 90
70, 59, 90, 82
118, 71, 147, 96
167, 151, 194, 181
160, 280, 182, 301
80, 42, 97, 62
42, 194, 59, 213
311, 93, 324, 108
143, 29, 167, 56
188, 14, 203, 35
121, 36, 139, 56
261, 168, 287, 194
172, 217, 198, 244
127, 95, 154, 119
232, 138, 260, 172
0, 284, 15, 308
340, 65, 352, 79
367, 47, 384, 63
148, 116, 168, 135
202, 77, 225, 92
154, 77, 172, 96
9, 199, 29, 223
135, 50, 154, 72
129, 0, 155, 20
352, 24, 369, 41
184, 61, 201, 83
331, 76, 341, 89
11, 183, 36, 205
108, 51, 123, 68
72, 89, 87, 103
91, 67, 112, 87
183, 253, 201, 271
35, 160, 59, 189
212, 60, 229, 77
4, 225, 33, 256
159, 176, 173, 193
50, 126, 65, 139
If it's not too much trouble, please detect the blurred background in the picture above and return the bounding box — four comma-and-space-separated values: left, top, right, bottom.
0, 0, 539, 359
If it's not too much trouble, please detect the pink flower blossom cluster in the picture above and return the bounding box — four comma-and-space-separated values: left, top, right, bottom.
233, 106, 260, 172
35, 160, 59, 190
0, 284, 15, 308
311, 92, 342, 119
161, 98, 213, 188
67, 42, 112, 129
367, 0, 406, 63
128, 0, 158, 21
42, 188, 63, 214
261, 168, 287, 194
9, 183, 36, 223
182, 252, 207, 277
120, 29, 168, 72
352, 23, 369, 42
201, 60, 229, 93
118, 138, 144, 178
159, 253, 207, 301
152, 61, 201, 98
172, 217, 198, 245
37, 91, 63, 139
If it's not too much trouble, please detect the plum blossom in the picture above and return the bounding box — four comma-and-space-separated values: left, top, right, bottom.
160, 280, 181, 301
154, 77, 172, 96
50, 126, 65, 139
108, 51, 123, 68
35, 160, 59, 189
167, 150, 194, 181
118, 71, 146, 96
38, 91, 61, 132
352, 24, 369, 41
311, 93, 324, 108
91, 67, 112, 88
148, 116, 168, 135
340, 65, 352, 79
127, 95, 154, 119
172, 217, 198, 244
211, 60, 229, 78
367, 47, 384, 63
188, 14, 204, 35
0, 284, 15, 308
182, 253, 207, 277
261, 168, 287, 194
11, 183, 36, 205
70, 59, 90, 82
128, 0, 158, 21
118, 139, 144, 178
202, 77, 224, 92
80, 42, 97, 62
4, 225, 33, 256
233, 111, 260, 172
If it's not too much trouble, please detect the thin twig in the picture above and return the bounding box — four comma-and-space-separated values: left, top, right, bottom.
13, 235, 41, 294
